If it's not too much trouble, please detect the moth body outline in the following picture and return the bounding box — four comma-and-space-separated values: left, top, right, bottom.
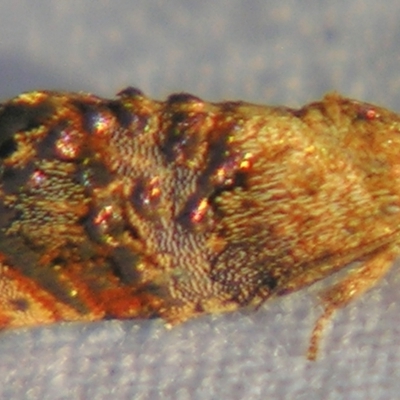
0, 88, 399, 359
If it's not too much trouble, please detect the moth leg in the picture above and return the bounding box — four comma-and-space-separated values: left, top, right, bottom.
307, 246, 397, 360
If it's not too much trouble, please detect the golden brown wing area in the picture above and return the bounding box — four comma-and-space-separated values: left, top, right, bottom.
0, 88, 399, 359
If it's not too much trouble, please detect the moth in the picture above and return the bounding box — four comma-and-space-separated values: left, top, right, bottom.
0, 88, 399, 360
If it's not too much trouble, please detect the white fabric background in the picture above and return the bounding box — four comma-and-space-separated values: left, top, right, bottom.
0, 1, 400, 399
